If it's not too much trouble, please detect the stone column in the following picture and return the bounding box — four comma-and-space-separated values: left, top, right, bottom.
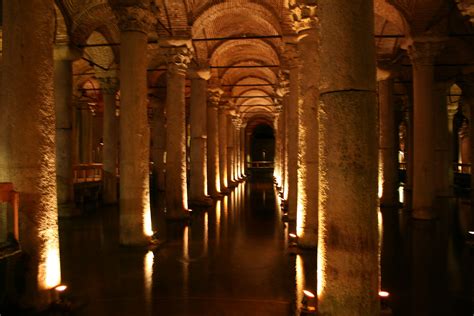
317, 0, 379, 314
240, 122, 247, 177
163, 43, 193, 218
273, 107, 281, 185
282, 94, 290, 200
434, 83, 452, 197
226, 112, 236, 187
98, 76, 119, 204
232, 116, 243, 181
378, 78, 399, 207
207, 88, 223, 197
80, 106, 93, 163
218, 104, 230, 193
407, 40, 443, 219
276, 71, 290, 200
54, 45, 81, 216
283, 44, 299, 221
290, 8, 319, 248
2, 0, 60, 307
114, 5, 155, 245
189, 67, 213, 206
150, 96, 166, 192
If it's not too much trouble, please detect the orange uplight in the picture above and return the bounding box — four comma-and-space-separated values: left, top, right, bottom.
289, 233, 297, 239
468, 231, 474, 235
379, 290, 390, 298
303, 290, 315, 298
54, 285, 67, 292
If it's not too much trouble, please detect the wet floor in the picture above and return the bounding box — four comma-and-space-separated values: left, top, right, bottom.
59, 176, 316, 316
57, 175, 474, 315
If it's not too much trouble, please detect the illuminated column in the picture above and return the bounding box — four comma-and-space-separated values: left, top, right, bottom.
378, 78, 399, 207
240, 121, 247, 177
2, 0, 60, 306
407, 40, 443, 219
276, 71, 290, 199
284, 43, 300, 221
464, 79, 474, 214
218, 104, 229, 193
164, 42, 192, 218
291, 9, 319, 248
232, 116, 243, 181
54, 45, 81, 215
150, 96, 166, 192
98, 76, 119, 204
318, 0, 379, 313
114, 5, 155, 244
189, 67, 213, 206
226, 112, 237, 186
273, 107, 281, 185
207, 88, 223, 197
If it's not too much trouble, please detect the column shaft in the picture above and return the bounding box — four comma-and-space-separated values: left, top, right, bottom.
189, 76, 212, 205
119, 29, 151, 244
165, 64, 190, 218
2, 0, 60, 307
102, 87, 118, 204
150, 98, 166, 192
54, 56, 75, 214
207, 98, 221, 197
287, 62, 299, 221
318, 0, 379, 313
226, 114, 235, 186
411, 53, 436, 219
218, 107, 229, 192
296, 29, 319, 248
379, 79, 399, 207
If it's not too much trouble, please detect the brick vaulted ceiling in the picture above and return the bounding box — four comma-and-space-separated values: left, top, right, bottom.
51, 0, 474, 123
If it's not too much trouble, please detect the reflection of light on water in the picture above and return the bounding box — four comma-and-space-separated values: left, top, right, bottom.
183, 226, 189, 296
215, 200, 221, 245
43, 246, 61, 289
296, 254, 304, 312
204, 212, 209, 255
398, 185, 404, 204
144, 251, 154, 305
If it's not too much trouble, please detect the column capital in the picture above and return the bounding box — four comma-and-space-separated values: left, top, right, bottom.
288, 0, 318, 33
164, 45, 193, 75
276, 70, 290, 97
273, 97, 284, 113
406, 39, 445, 65
281, 44, 299, 69
232, 116, 243, 129
114, 5, 156, 34
456, 0, 474, 23
98, 76, 120, 95
207, 88, 224, 108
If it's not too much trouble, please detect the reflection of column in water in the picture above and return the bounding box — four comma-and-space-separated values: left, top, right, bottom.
296, 254, 304, 313
223, 195, 229, 239
263, 190, 266, 205
144, 250, 154, 310
204, 212, 208, 256
183, 226, 189, 297
284, 223, 289, 250
215, 200, 221, 246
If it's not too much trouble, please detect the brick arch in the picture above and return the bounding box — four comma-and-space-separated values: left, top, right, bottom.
192, 2, 282, 64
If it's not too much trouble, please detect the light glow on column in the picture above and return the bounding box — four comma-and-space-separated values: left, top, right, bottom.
378, 155, 384, 199
41, 245, 61, 289
143, 197, 153, 237
216, 200, 221, 245
317, 190, 327, 298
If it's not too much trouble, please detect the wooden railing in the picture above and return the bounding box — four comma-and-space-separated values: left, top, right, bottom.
247, 161, 274, 169
73, 163, 104, 183
0, 182, 19, 242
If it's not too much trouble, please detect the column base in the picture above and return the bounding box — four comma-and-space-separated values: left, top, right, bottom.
227, 181, 238, 188
58, 202, 81, 217
412, 207, 437, 220
189, 196, 214, 207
